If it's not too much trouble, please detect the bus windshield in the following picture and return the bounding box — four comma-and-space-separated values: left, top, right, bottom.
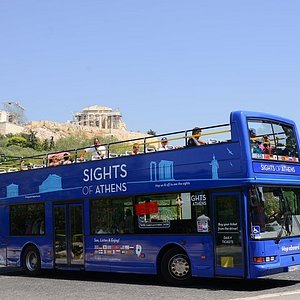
248, 119, 299, 162
250, 186, 300, 240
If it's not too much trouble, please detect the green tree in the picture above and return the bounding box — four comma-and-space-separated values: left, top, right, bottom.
43, 139, 49, 151
49, 136, 55, 150
28, 130, 38, 149
147, 129, 156, 136
7, 136, 27, 148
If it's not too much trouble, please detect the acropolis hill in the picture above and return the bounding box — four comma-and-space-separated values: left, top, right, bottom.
1, 104, 149, 142
25, 119, 148, 142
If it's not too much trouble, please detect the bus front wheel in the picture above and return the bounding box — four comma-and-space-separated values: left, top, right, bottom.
161, 248, 192, 285
23, 246, 41, 276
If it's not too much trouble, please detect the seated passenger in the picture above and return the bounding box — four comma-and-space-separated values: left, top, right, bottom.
131, 143, 140, 155
252, 140, 264, 154
281, 144, 298, 157
158, 137, 173, 151
20, 160, 25, 171
49, 156, 60, 166
80, 138, 106, 161
261, 135, 272, 154
62, 153, 72, 165
249, 128, 263, 144
187, 127, 207, 147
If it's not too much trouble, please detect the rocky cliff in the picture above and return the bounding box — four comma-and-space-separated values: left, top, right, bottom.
24, 121, 149, 142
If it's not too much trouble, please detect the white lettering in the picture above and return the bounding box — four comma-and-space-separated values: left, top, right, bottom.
120, 164, 127, 178
261, 164, 275, 172
103, 166, 112, 180
83, 168, 90, 182
94, 167, 103, 180
260, 164, 296, 173
83, 164, 128, 182
281, 245, 300, 252
94, 183, 127, 194
281, 165, 295, 173
82, 185, 93, 195
191, 194, 207, 206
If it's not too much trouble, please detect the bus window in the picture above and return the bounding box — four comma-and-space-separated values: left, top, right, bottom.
90, 197, 133, 235
250, 186, 300, 239
248, 119, 299, 162
10, 203, 45, 236
135, 191, 210, 234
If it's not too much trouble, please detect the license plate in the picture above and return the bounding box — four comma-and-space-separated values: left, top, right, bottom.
288, 265, 300, 272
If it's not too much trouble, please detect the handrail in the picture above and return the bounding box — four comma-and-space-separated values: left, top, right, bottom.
0, 122, 231, 171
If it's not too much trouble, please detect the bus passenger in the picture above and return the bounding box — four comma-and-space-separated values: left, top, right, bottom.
49, 156, 60, 167
252, 140, 264, 154
249, 128, 263, 144
20, 160, 25, 171
261, 135, 272, 154
158, 137, 172, 151
62, 153, 72, 164
131, 143, 140, 155
80, 138, 106, 161
187, 127, 207, 147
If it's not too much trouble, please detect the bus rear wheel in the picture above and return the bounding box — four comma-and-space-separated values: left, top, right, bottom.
23, 246, 41, 276
161, 248, 192, 285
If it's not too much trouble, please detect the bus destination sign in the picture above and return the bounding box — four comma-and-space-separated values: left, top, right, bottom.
253, 162, 300, 175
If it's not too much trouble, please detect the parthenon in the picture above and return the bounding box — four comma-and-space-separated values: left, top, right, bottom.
72, 105, 126, 130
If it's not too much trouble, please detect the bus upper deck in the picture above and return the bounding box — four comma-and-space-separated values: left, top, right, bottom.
0, 110, 299, 187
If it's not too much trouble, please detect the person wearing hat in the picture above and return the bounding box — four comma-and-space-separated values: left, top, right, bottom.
187, 127, 207, 147
249, 128, 264, 143
249, 128, 265, 154
158, 137, 172, 151
261, 135, 272, 154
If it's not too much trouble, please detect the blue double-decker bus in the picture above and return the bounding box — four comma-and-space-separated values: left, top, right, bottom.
1, 110, 300, 284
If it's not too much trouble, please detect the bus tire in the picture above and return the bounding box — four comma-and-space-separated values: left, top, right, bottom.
23, 246, 41, 276
161, 248, 192, 285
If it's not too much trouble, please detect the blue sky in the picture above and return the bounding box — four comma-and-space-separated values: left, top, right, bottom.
1, 0, 300, 134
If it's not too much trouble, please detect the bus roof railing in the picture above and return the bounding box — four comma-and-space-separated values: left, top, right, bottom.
0, 122, 231, 172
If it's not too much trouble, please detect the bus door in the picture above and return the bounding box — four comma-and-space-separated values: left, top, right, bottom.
53, 203, 84, 268
212, 192, 245, 277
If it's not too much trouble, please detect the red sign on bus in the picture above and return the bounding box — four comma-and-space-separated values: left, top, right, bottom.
135, 201, 158, 215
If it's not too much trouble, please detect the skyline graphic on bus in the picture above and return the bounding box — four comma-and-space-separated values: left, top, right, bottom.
7, 183, 19, 198
150, 160, 175, 182
149, 155, 222, 182
6, 173, 64, 198
39, 174, 63, 193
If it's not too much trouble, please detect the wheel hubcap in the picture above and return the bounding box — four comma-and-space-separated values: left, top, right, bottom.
169, 254, 190, 278
26, 251, 38, 271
